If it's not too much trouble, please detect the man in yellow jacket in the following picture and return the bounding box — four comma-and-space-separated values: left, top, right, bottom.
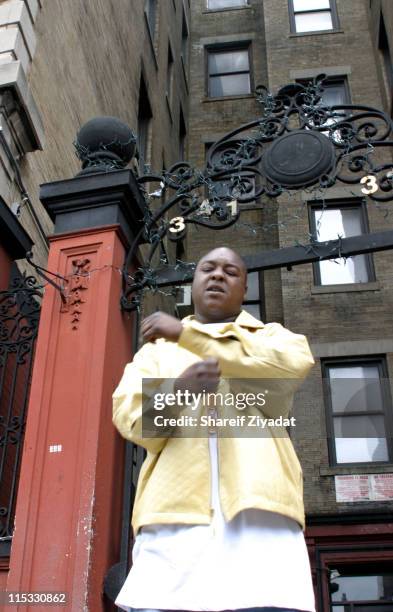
113, 247, 316, 612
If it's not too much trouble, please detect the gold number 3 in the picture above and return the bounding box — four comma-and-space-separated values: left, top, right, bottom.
360, 175, 378, 195
169, 216, 186, 233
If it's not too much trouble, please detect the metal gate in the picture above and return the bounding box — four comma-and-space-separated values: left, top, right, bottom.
0, 274, 42, 556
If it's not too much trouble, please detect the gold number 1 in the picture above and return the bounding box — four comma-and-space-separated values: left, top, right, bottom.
226, 200, 238, 216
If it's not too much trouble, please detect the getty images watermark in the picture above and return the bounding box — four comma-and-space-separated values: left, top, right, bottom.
141, 378, 300, 438
153, 389, 296, 428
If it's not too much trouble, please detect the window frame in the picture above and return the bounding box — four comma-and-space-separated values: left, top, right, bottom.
181, 8, 189, 85
378, 13, 393, 117
316, 546, 393, 612
242, 270, 266, 322
206, 43, 253, 99
321, 355, 393, 467
137, 73, 153, 172
308, 198, 376, 287
288, 0, 340, 35
298, 75, 352, 136
166, 41, 174, 117
179, 105, 187, 159
144, 0, 158, 40
297, 75, 351, 106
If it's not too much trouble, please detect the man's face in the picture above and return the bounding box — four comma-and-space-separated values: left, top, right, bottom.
192, 248, 247, 323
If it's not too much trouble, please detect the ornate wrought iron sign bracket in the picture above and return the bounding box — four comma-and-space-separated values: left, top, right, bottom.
78, 75, 393, 312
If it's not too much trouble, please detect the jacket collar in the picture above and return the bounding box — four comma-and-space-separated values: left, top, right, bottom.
182, 309, 264, 329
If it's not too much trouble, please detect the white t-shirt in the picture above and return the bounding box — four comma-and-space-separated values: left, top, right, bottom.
115, 434, 316, 612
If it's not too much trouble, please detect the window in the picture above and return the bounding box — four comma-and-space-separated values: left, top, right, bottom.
299, 76, 350, 138
179, 106, 187, 159
309, 201, 374, 285
137, 75, 153, 171
378, 14, 393, 116
207, 46, 251, 97
316, 76, 350, 106
181, 10, 189, 68
322, 358, 393, 465
298, 76, 350, 106
329, 563, 393, 611
289, 0, 339, 34
145, 0, 157, 38
166, 43, 174, 109
242, 271, 265, 321
207, 0, 248, 9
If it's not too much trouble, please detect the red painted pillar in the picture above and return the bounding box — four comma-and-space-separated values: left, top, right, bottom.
6, 170, 146, 611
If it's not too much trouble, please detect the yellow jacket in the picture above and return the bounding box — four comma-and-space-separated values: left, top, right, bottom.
112, 310, 315, 533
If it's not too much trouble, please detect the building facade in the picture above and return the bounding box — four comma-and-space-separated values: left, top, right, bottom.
186, 1, 393, 610
1, 0, 393, 610
0, 0, 191, 599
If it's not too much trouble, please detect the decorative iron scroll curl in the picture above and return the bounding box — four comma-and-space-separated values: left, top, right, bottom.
0, 275, 42, 367
121, 74, 393, 311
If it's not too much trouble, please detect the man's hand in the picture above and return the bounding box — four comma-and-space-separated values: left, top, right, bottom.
141, 311, 183, 343
174, 357, 221, 394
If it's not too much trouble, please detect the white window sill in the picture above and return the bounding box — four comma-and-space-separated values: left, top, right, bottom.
203, 93, 254, 103
320, 465, 393, 476
289, 29, 344, 38
311, 281, 381, 294
202, 5, 251, 14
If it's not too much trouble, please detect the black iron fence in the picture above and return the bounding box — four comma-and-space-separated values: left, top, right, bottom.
0, 274, 42, 556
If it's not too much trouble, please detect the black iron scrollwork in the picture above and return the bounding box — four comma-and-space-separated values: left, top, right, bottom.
121, 74, 393, 311
0, 275, 42, 542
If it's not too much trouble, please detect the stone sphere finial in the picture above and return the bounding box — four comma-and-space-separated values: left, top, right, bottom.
74, 116, 136, 176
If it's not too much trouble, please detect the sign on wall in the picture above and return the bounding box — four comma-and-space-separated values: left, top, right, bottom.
335, 473, 393, 502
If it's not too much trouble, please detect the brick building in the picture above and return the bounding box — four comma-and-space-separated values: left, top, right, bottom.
0, 0, 392, 610
186, 1, 393, 611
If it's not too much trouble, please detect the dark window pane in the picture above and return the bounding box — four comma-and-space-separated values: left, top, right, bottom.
245, 272, 259, 300
181, 11, 188, 62
209, 73, 250, 97
321, 84, 348, 106
209, 50, 249, 74
242, 303, 260, 319
331, 572, 393, 602
328, 366, 383, 414
333, 414, 387, 439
